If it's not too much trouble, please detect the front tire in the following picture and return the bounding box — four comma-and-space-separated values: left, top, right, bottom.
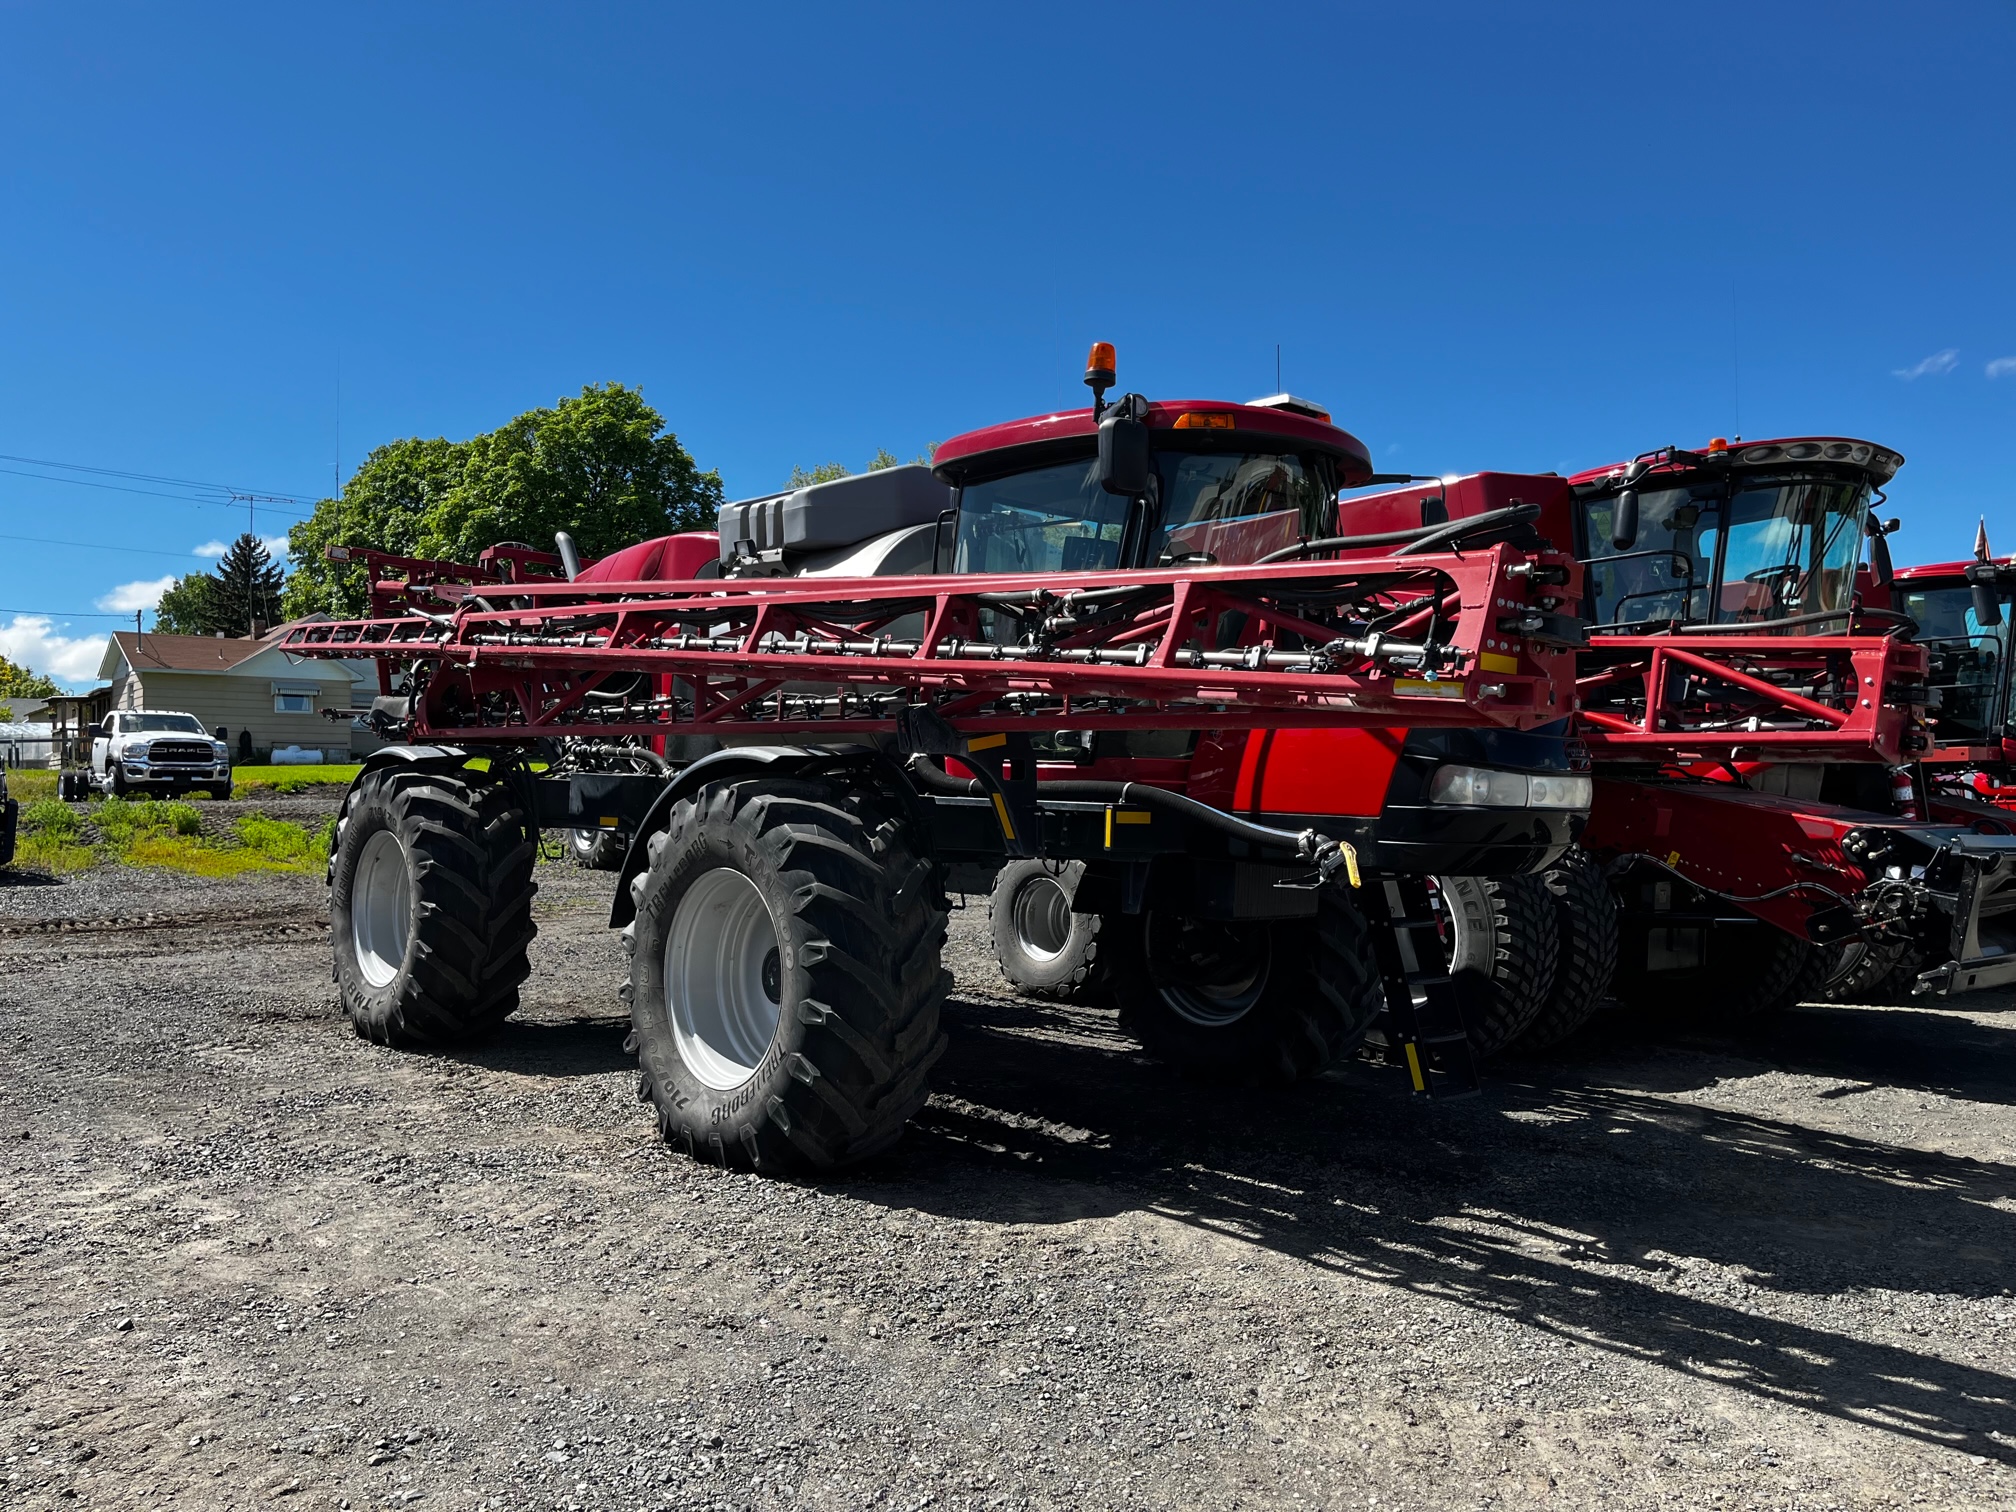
989, 860, 1107, 1000
1434, 874, 1559, 1057
330, 767, 538, 1046
624, 777, 949, 1173
1110, 886, 1386, 1085
109, 764, 129, 797
1512, 846, 1619, 1049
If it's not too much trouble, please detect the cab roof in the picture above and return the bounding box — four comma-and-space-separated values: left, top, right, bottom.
932, 400, 1375, 488
1891, 557, 2014, 585
1568, 436, 1904, 489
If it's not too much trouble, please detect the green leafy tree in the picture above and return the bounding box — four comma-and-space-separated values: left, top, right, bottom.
286, 385, 720, 619
153, 572, 220, 636
785, 447, 930, 489
0, 655, 59, 699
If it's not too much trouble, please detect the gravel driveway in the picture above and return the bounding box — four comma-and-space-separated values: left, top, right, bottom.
2, 848, 2012, 1510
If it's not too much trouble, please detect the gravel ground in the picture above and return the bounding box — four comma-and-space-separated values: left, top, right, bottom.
2, 836, 2013, 1511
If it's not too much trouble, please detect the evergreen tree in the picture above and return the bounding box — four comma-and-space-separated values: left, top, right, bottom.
211, 533, 287, 634
155, 536, 285, 636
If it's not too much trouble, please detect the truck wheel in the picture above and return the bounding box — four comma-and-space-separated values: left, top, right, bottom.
1512, 847, 1619, 1050
330, 767, 538, 1046
1434, 874, 1559, 1056
1110, 887, 1385, 1085
109, 764, 129, 797
1615, 920, 1827, 1020
623, 777, 949, 1173
568, 826, 626, 871
209, 783, 233, 801
989, 860, 1107, 1000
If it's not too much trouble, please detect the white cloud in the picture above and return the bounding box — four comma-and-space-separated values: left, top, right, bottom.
1893, 348, 1959, 381
96, 577, 177, 613
0, 615, 110, 690
1988, 357, 2016, 379
192, 534, 291, 561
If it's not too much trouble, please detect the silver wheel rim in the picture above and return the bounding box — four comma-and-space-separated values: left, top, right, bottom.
1013, 873, 1075, 963
665, 867, 783, 1091
570, 828, 598, 855
1146, 913, 1271, 1027
352, 829, 413, 989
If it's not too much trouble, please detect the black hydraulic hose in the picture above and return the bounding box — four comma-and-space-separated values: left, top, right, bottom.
1255, 503, 1541, 565
906, 756, 1340, 863
1675, 606, 1918, 636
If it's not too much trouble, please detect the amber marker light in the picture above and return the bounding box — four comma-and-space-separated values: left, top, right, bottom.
1172, 412, 1237, 430
1707, 437, 1729, 453
1084, 342, 1117, 389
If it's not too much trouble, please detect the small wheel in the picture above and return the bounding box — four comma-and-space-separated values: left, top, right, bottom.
1512, 846, 1620, 1050
989, 860, 1107, 1000
1110, 886, 1385, 1085
624, 777, 949, 1173
1433, 874, 1559, 1057
330, 766, 539, 1046
568, 826, 626, 871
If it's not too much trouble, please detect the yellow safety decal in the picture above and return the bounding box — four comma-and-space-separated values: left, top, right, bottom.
598, 816, 620, 830
1403, 1041, 1426, 1093
1666, 849, 1681, 867
966, 732, 1007, 752
1479, 651, 1520, 675
1104, 807, 1150, 848
1338, 840, 1361, 889
990, 792, 1017, 841
1395, 678, 1467, 699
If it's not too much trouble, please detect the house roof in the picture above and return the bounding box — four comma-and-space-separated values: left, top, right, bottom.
99, 631, 355, 682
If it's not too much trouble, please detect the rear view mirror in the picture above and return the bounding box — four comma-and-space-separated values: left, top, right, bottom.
1611, 488, 1640, 551
1972, 579, 2004, 627
1098, 413, 1150, 497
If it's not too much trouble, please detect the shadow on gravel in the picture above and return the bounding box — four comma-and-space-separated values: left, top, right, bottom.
855, 992, 2016, 1463
448, 1014, 633, 1078
1563, 996, 2016, 1108
0, 870, 66, 889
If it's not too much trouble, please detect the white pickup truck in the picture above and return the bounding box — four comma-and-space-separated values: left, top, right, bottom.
91, 711, 233, 798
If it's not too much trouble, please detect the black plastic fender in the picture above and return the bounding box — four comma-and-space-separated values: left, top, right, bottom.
607, 744, 884, 929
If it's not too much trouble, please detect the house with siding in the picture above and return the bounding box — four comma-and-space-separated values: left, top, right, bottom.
96, 629, 376, 760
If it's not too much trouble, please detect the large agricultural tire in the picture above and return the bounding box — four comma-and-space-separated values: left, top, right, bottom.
1822, 937, 1925, 1005
1614, 918, 1828, 1021
1434, 874, 1559, 1057
1513, 847, 1620, 1050
568, 826, 626, 871
1109, 886, 1385, 1086
330, 766, 539, 1047
622, 776, 949, 1173
989, 860, 1107, 1001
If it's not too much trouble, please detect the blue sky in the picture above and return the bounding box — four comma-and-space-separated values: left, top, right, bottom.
2, 1, 2012, 687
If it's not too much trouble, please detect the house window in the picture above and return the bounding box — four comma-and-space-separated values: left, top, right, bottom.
274, 693, 314, 714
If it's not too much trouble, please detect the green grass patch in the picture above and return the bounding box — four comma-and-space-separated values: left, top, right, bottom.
7, 768, 57, 802
8, 791, 333, 878
231, 763, 362, 796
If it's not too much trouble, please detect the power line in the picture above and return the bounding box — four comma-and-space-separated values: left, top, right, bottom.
0, 451, 319, 503
0, 467, 317, 519
0, 532, 228, 561
0, 607, 139, 619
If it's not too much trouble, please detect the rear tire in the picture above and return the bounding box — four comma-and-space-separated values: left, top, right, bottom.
1614, 918, 1826, 1020
1111, 886, 1385, 1085
568, 826, 626, 871
623, 776, 949, 1173
1434, 874, 1559, 1057
330, 766, 538, 1046
1513, 847, 1619, 1049
989, 860, 1107, 1000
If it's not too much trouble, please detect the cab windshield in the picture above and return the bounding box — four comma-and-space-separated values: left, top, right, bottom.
949, 449, 1334, 576
1581, 473, 1870, 630
118, 713, 207, 734
1899, 583, 2012, 743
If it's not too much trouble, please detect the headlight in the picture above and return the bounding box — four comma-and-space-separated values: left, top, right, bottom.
126, 742, 151, 758
213, 742, 229, 759
1428, 765, 1591, 811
